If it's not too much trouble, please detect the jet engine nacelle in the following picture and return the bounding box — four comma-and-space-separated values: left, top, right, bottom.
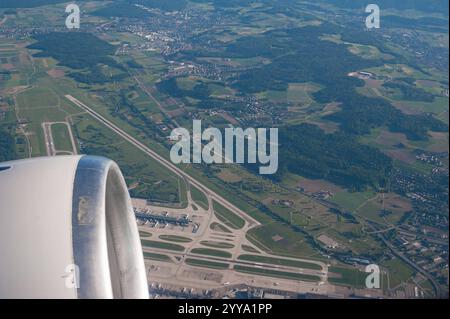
0, 155, 148, 299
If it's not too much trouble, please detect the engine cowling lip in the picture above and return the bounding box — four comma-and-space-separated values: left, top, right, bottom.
71, 155, 113, 299
71, 155, 148, 299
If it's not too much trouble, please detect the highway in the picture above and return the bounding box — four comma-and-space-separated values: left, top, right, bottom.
377, 233, 442, 298
65, 95, 260, 228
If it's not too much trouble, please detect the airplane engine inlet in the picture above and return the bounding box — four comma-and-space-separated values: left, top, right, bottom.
0, 155, 148, 299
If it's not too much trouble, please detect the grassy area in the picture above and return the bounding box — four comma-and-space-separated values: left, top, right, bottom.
393, 97, 448, 117
328, 266, 388, 289
51, 123, 73, 152
176, 76, 197, 90
141, 239, 185, 252
143, 252, 172, 263
213, 200, 245, 230
139, 230, 152, 238
348, 43, 385, 60
70, 112, 182, 203
241, 245, 260, 253
16, 87, 59, 109
246, 223, 320, 260
159, 235, 192, 243
190, 185, 209, 210
12, 81, 76, 157
178, 178, 188, 209
328, 266, 368, 288
3, 62, 184, 204
234, 265, 320, 282
382, 258, 415, 288
209, 222, 232, 233
185, 258, 230, 270
287, 82, 321, 105
330, 191, 377, 212
190, 248, 232, 259
237, 254, 323, 271
200, 241, 235, 249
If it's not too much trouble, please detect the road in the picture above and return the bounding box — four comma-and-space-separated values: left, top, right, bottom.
41, 121, 78, 156
377, 233, 442, 298
133, 75, 180, 127
42, 122, 55, 156
65, 95, 260, 228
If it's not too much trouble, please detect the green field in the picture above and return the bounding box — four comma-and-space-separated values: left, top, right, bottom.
241, 245, 260, 253
178, 178, 188, 208
209, 222, 232, 233
51, 123, 73, 153
185, 258, 230, 270
0, 51, 18, 58
330, 191, 377, 212
139, 230, 152, 237
16, 87, 59, 109
213, 200, 245, 230
7, 70, 185, 206
237, 254, 323, 271
393, 97, 448, 117
287, 82, 321, 105
176, 76, 197, 91
190, 248, 232, 259
159, 235, 192, 243
143, 252, 173, 263
348, 43, 385, 60
328, 266, 388, 289
141, 239, 185, 252
246, 223, 320, 260
190, 185, 209, 210
71, 112, 182, 203
382, 258, 415, 288
328, 266, 368, 288
200, 241, 235, 249
234, 265, 321, 282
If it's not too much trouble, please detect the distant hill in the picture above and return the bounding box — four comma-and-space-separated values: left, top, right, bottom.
0, 0, 91, 8
28, 32, 117, 69
92, 2, 152, 19
92, 0, 188, 18
318, 0, 449, 14
132, 0, 187, 11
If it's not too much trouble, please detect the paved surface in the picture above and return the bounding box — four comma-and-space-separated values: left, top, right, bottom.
41, 121, 77, 156
42, 122, 55, 156
135, 189, 328, 296
66, 94, 334, 296
66, 94, 259, 227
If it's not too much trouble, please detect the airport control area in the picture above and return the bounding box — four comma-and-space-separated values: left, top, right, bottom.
132, 191, 383, 299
